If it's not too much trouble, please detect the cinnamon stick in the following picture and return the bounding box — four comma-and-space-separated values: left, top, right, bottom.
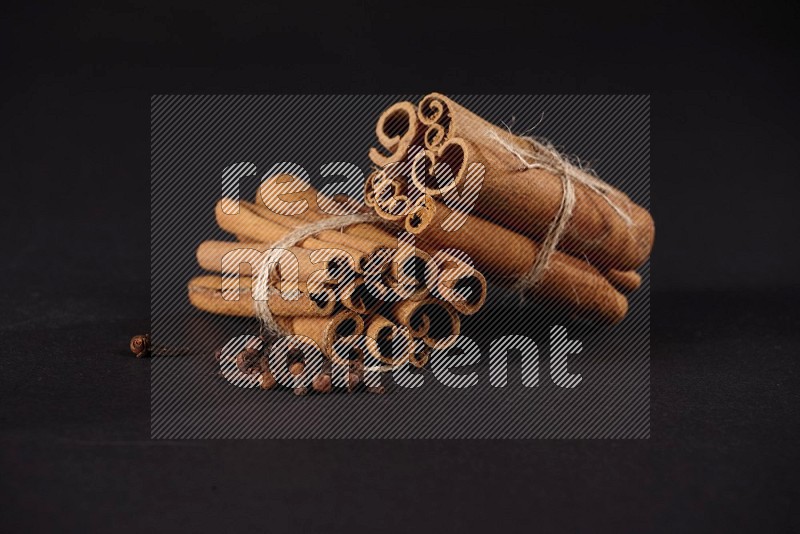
277, 310, 365, 363
340, 276, 382, 315
196, 239, 358, 284
364, 314, 413, 366
408, 93, 654, 271
367, 101, 424, 168
244, 193, 395, 261
431, 251, 488, 315
391, 298, 461, 349
401, 197, 629, 323
605, 269, 642, 293
187, 275, 336, 317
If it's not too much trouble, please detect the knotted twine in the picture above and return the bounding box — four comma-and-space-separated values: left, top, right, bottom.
252, 212, 411, 374
486, 131, 634, 292
253, 212, 381, 334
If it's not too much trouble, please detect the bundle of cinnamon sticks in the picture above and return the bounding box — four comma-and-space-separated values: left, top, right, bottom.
182, 94, 651, 393
187, 173, 488, 392
366, 93, 654, 323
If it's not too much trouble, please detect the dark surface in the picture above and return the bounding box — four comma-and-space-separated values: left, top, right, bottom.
2, 1, 799, 532
2, 286, 797, 532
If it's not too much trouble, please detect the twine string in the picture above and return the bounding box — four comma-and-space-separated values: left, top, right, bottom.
486, 130, 634, 291
253, 212, 381, 334
252, 212, 418, 375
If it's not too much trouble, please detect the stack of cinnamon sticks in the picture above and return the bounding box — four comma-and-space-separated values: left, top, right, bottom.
366, 93, 654, 323
182, 94, 651, 392
187, 173, 488, 391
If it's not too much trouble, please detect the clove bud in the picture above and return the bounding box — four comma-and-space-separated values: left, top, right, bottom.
312, 373, 333, 393
289, 362, 305, 376
130, 334, 151, 358
235, 347, 264, 374
260, 369, 277, 390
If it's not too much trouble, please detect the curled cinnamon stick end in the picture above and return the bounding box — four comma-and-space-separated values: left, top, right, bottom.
129, 334, 151, 358
283, 310, 366, 365
439, 269, 488, 316
420, 302, 460, 349
341, 277, 382, 315
418, 93, 452, 151
368, 101, 421, 168
365, 314, 413, 367
409, 139, 469, 197
364, 171, 379, 207
419, 92, 510, 152
409, 346, 431, 368
373, 192, 410, 221
404, 197, 436, 234
428, 250, 488, 316
386, 247, 432, 301
370, 170, 410, 221
392, 298, 461, 349
392, 299, 432, 338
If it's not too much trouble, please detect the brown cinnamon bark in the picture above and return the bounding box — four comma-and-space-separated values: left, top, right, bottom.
187, 275, 336, 317
411, 93, 654, 271
409, 346, 431, 368
605, 269, 642, 293
431, 251, 488, 315
277, 310, 365, 363
401, 197, 629, 323
391, 298, 461, 349
367, 101, 424, 168
340, 277, 382, 315
364, 314, 413, 366
255, 177, 403, 248
196, 239, 359, 285
252, 180, 483, 305
243, 192, 397, 264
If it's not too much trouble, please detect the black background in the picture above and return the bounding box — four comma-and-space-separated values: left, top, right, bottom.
1, 1, 798, 532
